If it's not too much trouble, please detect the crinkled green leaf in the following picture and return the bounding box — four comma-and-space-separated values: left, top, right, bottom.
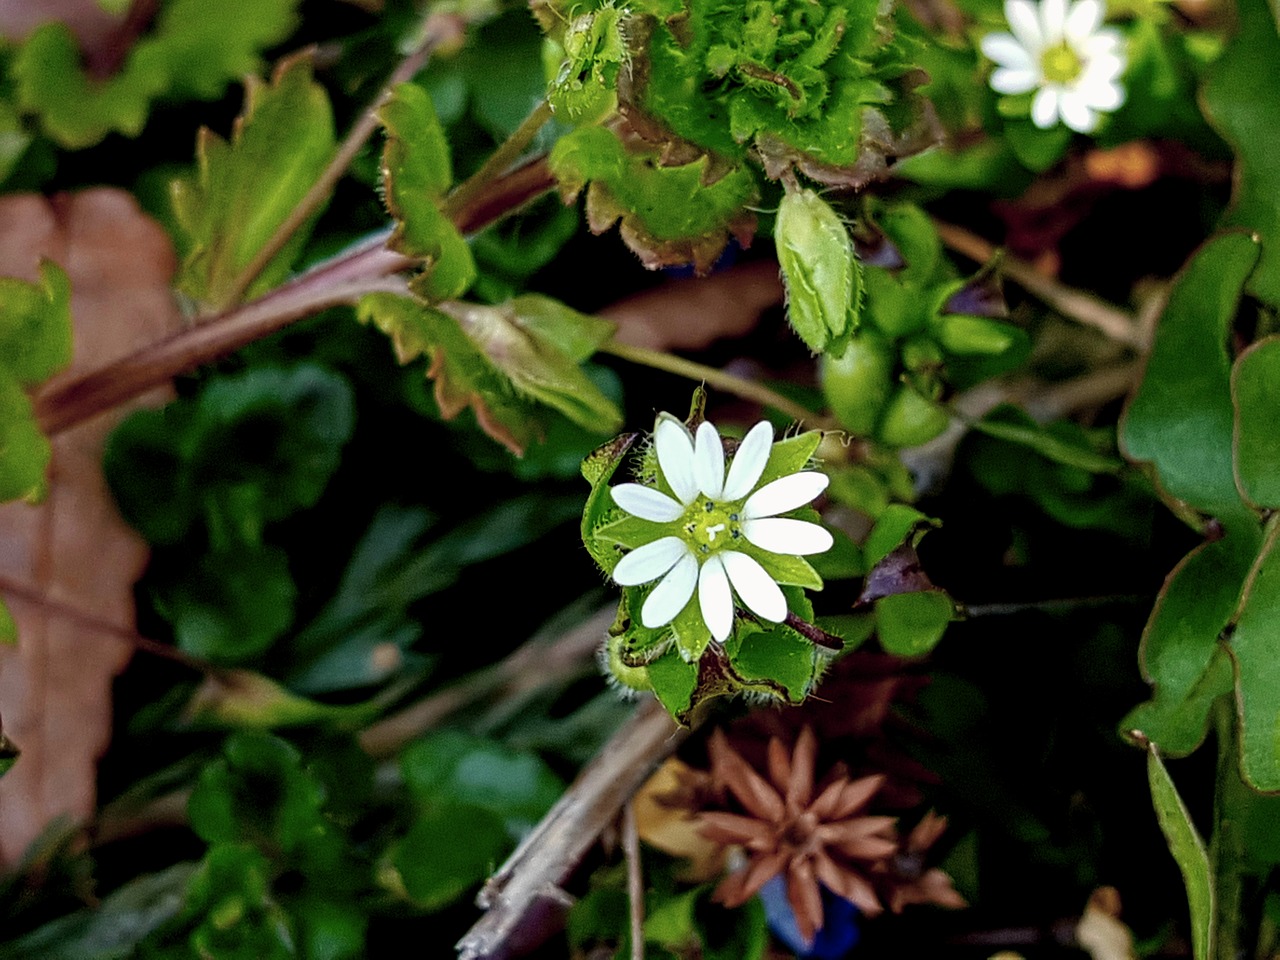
646, 646, 700, 719
876, 590, 953, 657
13, 0, 300, 149
357, 291, 621, 454
1202, 0, 1280, 307
1123, 533, 1257, 755
549, 125, 758, 274
1231, 336, 1280, 510
1146, 743, 1214, 960
1121, 232, 1261, 523
172, 53, 336, 308
379, 82, 475, 301
729, 625, 817, 702
1226, 520, 1280, 790
549, 5, 626, 125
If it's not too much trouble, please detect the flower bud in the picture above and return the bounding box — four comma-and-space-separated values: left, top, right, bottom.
776, 189, 861, 353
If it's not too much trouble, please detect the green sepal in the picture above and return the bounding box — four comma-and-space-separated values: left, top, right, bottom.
582, 432, 642, 575
172, 52, 336, 308
755, 430, 824, 488
745, 548, 824, 591
670, 594, 714, 662
728, 622, 819, 704
378, 82, 475, 301
647, 647, 700, 720
775, 188, 862, 353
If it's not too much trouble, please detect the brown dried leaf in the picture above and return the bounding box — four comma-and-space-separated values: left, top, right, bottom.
600, 260, 783, 351
0, 188, 181, 864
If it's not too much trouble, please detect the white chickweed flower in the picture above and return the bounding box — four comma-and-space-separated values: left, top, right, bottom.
609, 415, 833, 643
981, 0, 1126, 134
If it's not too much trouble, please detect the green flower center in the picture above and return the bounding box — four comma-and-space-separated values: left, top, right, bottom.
683, 497, 744, 556
1041, 43, 1083, 84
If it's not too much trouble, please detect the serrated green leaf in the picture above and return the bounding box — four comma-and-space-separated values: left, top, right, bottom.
1226, 519, 1280, 790
549, 125, 759, 273
1202, 0, 1280, 306
357, 291, 620, 454
1231, 336, 1280, 509
876, 590, 953, 657
171, 53, 335, 307
775, 189, 861, 353
1146, 744, 1215, 960
13, 0, 300, 149
549, 5, 625, 125
379, 82, 475, 301
1121, 232, 1261, 522
1123, 533, 1256, 755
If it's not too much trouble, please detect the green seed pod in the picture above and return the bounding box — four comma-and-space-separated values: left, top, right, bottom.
776, 188, 862, 354
877, 384, 950, 448
821, 331, 894, 435
901, 335, 944, 373
936, 314, 1018, 356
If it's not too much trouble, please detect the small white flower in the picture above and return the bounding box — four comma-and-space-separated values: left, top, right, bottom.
610, 415, 833, 643
981, 0, 1126, 134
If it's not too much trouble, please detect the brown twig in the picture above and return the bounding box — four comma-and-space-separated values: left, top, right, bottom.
934, 220, 1147, 350
623, 800, 646, 960
359, 605, 612, 758
457, 697, 689, 960
218, 11, 466, 309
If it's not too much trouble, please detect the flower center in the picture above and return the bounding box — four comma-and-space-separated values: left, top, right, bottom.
683, 497, 744, 556
1041, 42, 1083, 84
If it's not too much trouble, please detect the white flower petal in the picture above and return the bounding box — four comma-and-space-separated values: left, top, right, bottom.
721, 551, 787, 623
613, 536, 688, 586
693, 421, 726, 499
611, 484, 685, 522
698, 554, 734, 642
1031, 86, 1061, 128
981, 33, 1035, 70
1064, 0, 1103, 43
641, 552, 698, 628
1077, 74, 1124, 110
743, 518, 835, 556
655, 415, 698, 504
1080, 52, 1124, 85
1058, 90, 1097, 132
742, 472, 829, 520
720, 420, 775, 502
1040, 0, 1068, 43
991, 66, 1040, 94
1005, 0, 1044, 51
1083, 27, 1124, 58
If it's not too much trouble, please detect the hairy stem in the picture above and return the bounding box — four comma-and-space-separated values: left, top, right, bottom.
442, 101, 555, 222
934, 220, 1146, 350
218, 12, 466, 309
599, 340, 828, 427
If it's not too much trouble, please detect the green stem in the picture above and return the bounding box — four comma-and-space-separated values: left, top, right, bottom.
442, 100, 554, 222
1212, 698, 1248, 960
599, 339, 828, 426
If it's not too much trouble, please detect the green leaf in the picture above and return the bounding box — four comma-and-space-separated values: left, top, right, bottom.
729, 626, 817, 702
378, 82, 475, 301
1202, 0, 1280, 306
177, 845, 294, 960
1146, 744, 1214, 960
1226, 520, 1280, 789
171, 53, 336, 307
1121, 232, 1261, 522
581, 432, 642, 575
1231, 336, 1280, 509
0, 375, 54, 503
1123, 533, 1257, 755
0, 602, 15, 645
357, 292, 621, 454
400, 731, 563, 833
876, 590, 953, 657
163, 546, 296, 662
391, 803, 509, 909
549, 126, 759, 274
755, 430, 824, 488
864, 504, 937, 569
647, 647, 700, 719
13, 0, 301, 148
972, 405, 1125, 474
188, 731, 327, 856
775, 188, 862, 353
